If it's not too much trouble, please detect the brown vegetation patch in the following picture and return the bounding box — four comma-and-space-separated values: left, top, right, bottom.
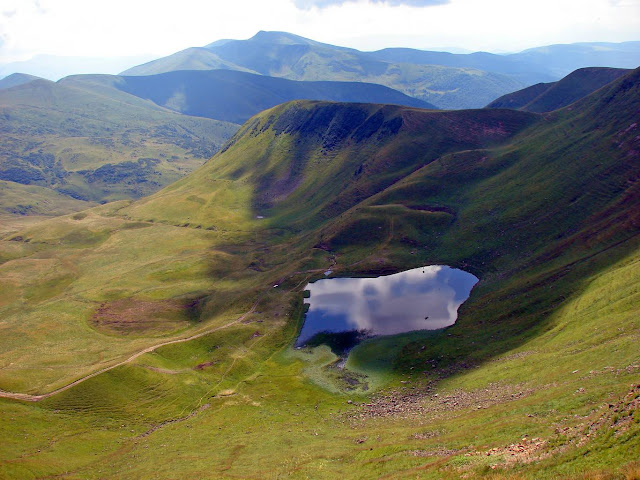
194, 361, 217, 371
91, 297, 198, 335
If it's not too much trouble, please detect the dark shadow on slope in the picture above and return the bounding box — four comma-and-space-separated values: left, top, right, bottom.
234, 101, 538, 230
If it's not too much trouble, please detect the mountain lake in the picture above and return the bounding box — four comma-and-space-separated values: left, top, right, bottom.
296, 265, 478, 349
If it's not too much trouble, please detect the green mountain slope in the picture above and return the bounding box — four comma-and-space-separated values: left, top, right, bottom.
487, 66, 630, 112
0, 65, 433, 212
124, 102, 535, 229
123, 31, 525, 110
0, 69, 638, 478
0, 78, 238, 207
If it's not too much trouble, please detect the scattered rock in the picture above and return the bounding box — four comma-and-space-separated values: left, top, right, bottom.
409, 447, 459, 457
482, 436, 548, 465
343, 382, 535, 422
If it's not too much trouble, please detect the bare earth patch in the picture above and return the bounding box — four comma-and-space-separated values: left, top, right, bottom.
91, 298, 195, 335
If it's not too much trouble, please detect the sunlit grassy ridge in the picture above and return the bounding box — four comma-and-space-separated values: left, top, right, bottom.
0, 69, 638, 478
486, 66, 630, 112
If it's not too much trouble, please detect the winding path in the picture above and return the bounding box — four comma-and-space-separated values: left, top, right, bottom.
0, 302, 258, 402
0, 249, 340, 403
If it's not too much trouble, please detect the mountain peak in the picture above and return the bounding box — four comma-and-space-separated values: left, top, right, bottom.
0, 72, 45, 90
205, 38, 235, 48
248, 30, 317, 45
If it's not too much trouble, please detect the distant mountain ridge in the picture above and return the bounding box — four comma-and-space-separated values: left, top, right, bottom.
0, 54, 157, 81
92, 69, 435, 124
121, 47, 257, 77
122, 31, 526, 109
487, 67, 631, 112
121, 31, 640, 109
369, 41, 640, 80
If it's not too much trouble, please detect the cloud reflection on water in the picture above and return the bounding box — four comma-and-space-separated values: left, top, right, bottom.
296, 265, 478, 346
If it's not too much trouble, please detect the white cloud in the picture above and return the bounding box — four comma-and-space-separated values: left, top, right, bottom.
0, 0, 637, 63
294, 0, 449, 9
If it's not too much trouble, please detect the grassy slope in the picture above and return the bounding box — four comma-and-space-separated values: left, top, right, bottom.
0, 202, 268, 393
0, 70, 639, 478
0, 78, 238, 207
486, 67, 630, 111
0, 180, 92, 216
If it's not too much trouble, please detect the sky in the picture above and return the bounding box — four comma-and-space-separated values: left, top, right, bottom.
1, 0, 639, 64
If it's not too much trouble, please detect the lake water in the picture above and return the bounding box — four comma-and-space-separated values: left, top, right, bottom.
296, 265, 478, 347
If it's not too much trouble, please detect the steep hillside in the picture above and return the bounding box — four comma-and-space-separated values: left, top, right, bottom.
86, 69, 434, 124
0, 78, 238, 207
124, 102, 535, 229
0, 69, 638, 479
487, 66, 630, 112
123, 31, 525, 110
